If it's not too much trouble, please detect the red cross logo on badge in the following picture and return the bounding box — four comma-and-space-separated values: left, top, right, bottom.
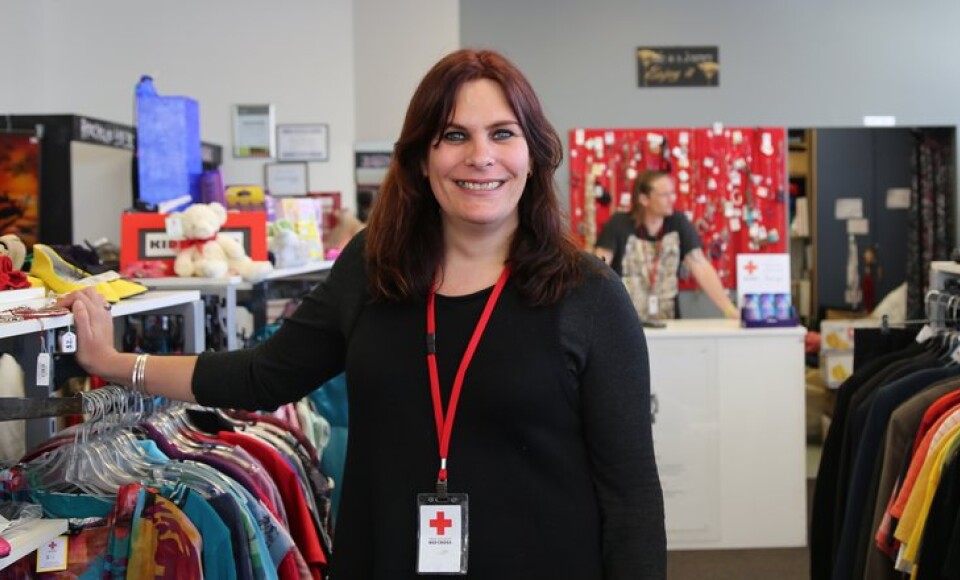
745, 260, 758, 275
430, 511, 453, 535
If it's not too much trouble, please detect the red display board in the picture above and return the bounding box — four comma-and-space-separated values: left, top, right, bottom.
120, 211, 268, 272
569, 126, 786, 289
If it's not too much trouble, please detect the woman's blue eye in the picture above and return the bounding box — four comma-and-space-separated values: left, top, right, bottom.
443, 131, 466, 142
493, 129, 515, 140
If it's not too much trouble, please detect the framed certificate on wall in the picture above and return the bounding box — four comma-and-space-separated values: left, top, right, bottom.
277, 123, 329, 161
233, 104, 276, 158
265, 162, 309, 196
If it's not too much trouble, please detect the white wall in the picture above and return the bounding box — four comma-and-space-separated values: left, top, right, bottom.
0, 1, 45, 113
353, 0, 459, 143
3, 0, 357, 210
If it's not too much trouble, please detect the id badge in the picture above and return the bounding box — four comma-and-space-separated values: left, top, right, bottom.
648, 295, 659, 316
417, 493, 469, 575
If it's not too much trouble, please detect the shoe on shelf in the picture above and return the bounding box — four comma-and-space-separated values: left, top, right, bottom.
108, 277, 148, 300
30, 244, 125, 302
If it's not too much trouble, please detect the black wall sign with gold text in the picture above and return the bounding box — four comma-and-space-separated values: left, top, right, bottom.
636, 46, 719, 88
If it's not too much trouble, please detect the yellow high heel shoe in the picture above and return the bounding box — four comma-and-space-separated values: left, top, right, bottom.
108, 276, 149, 300
29, 244, 133, 302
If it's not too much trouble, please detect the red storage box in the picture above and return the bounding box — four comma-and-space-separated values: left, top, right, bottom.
120, 211, 268, 272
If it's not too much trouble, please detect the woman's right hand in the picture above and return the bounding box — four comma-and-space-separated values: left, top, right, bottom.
56, 288, 123, 377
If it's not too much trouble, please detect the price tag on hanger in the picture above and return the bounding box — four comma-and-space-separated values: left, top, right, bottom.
36, 332, 51, 387
36, 353, 51, 387
915, 325, 934, 344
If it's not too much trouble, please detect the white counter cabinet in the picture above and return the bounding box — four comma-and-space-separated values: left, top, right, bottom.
645, 319, 806, 550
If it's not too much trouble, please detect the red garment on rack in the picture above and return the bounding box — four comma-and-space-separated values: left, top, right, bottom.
217, 430, 327, 578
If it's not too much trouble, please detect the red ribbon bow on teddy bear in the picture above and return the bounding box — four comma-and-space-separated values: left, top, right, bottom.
170, 236, 218, 250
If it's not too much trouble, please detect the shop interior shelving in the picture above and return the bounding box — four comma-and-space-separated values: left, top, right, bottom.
138, 261, 334, 350
0, 290, 203, 448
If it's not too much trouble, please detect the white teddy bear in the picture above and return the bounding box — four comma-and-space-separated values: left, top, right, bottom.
171, 202, 273, 283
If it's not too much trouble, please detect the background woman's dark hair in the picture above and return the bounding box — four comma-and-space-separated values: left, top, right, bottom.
630, 169, 669, 224
365, 48, 585, 305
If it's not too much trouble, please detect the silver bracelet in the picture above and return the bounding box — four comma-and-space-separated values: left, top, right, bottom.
131, 353, 150, 395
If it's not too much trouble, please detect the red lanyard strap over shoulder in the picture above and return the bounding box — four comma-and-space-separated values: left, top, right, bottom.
426, 267, 510, 498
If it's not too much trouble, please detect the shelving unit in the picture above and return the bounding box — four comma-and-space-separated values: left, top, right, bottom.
0, 518, 69, 572
138, 262, 334, 350
788, 128, 818, 326
0, 290, 202, 343
0, 290, 203, 449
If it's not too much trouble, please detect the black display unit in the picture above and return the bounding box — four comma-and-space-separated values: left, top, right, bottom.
2, 114, 221, 244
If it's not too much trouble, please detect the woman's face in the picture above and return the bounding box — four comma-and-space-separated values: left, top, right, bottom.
425, 79, 531, 236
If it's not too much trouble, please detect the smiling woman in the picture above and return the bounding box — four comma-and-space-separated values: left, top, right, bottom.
58, 48, 666, 580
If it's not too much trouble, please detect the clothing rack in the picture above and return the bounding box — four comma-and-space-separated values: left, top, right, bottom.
0, 397, 82, 421
0, 386, 150, 423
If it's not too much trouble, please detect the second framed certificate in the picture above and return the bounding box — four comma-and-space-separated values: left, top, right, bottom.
265, 162, 309, 196
277, 123, 329, 162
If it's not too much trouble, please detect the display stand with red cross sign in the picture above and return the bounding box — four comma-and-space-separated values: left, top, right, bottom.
736, 253, 797, 327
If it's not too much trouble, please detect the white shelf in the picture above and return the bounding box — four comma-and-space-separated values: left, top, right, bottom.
649, 318, 806, 339
0, 518, 68, 571
0, 290, 201, 340
136, 261, 334, 292
238, 261, 333, 289
134, 263, 332, 351
138, 276, 243, 291
109, 290, 202, 316
265, 261, 334, 280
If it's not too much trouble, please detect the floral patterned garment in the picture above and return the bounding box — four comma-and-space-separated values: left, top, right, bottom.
126, 487, 203, 579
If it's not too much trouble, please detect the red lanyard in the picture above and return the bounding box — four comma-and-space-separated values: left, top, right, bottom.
644, 225, 665, 290
426, 267, 510, 494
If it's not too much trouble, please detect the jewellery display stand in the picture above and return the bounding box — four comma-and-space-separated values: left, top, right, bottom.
139, 261, 334, 350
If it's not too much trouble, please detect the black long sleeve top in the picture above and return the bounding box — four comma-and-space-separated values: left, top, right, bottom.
192, 232, 665, 579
